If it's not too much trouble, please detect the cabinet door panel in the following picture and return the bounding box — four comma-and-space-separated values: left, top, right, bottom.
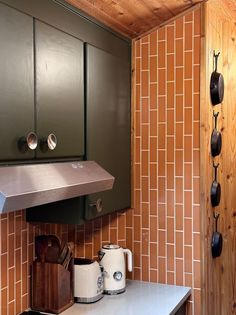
0, 3, 34, 160
35, 21, 84, 158
85, 44, 131, 220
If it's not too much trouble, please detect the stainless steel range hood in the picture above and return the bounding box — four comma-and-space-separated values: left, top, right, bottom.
0, 161, 114, 213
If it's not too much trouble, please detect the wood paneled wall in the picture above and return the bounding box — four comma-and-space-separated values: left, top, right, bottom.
200, 1, 236, 314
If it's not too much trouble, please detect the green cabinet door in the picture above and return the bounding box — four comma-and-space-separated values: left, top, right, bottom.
35, 20, 84, 159
85, 44, 131, 220
0, 3, 34, 161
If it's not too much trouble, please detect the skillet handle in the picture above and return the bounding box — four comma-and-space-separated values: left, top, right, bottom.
213, 111, 219, 129
213, 51, 220, 72
213, 212, 220, 232
213, 162, 219, 181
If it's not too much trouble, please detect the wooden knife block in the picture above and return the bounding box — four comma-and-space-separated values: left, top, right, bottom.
31, 261, 74, 314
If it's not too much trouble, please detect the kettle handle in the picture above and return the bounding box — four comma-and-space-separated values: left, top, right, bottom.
123, 248, 133, 272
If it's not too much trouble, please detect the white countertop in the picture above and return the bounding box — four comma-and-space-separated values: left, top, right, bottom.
60, 280, 191, 315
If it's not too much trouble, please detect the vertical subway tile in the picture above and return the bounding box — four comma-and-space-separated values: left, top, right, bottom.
158, 37, 166, 62
135, 40, 141, 58
167, 82, 174, 109
167, 244, 174, 271
176, 259, 184, 285
158, 69, 166, 95
141, 97, 149, 123
184, 163, 192, 190
150, 190, 158, 216
175, 68, 184, 95
194, 9, 201, 36
1, 254, 7, 288
175, 150, 183, 176
158, 177, 166, 203
16, 281, 22, 315
1, 219, 7, 254
150, 83, 157, 109
142, 255, 149, 281
176, 123, 184, 149
194, 36, 200, 65
2, 288, 7, 315
168, 110, 175, 140
185, 22, 193, 51
176, 95, 184, 121
150, 31, 157, 55
141, 43, 149, 70
134, 242, 141, 267
167, 191, 174, 217
175, 17, 184, 38
176, 38, 183, 66
184, 51, 193, 79
150, 110, 157, 136
175, 205, 184, 231
150, 269, 158, 283
158, 96, 166, 122
184, 246, 193, 273
167, 217, 174, 243
141, 70, 149, 97
150, 216, 158, 242
184, 191, 192, 217
167, 137, 174, 162
150, 55, 157, 82
167, 164, 174, 189
134, 215, 141, 241
158, 231, 166, 257
150, 137, 157, 162
184, 136, 192, 162
158, 204, 166, 230
167, 25, 174, 53
176, 231, 184, 258
167, 54, 174, 81
150, 163, 157, 189
158, 257, 166, 283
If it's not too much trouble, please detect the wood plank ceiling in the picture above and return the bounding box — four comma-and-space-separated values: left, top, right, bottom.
65, 0, 204, 38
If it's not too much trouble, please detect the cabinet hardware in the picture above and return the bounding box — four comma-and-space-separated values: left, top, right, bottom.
18, 132, 38, 152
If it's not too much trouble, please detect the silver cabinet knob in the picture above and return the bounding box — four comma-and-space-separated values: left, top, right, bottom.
26, 132, 38, 150
40, 133, 57, 152
47, 133, 57, 150
18, 132, 38, 152
89, 198, 103, 213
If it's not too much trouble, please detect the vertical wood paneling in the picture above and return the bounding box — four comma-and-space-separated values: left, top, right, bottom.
201, 1, 236, 314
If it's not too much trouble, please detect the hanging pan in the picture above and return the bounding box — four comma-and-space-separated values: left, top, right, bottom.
211, 111, 222, 157
210, 52, 224, 105
211, 162, 221, 207
211, 212, 223, 258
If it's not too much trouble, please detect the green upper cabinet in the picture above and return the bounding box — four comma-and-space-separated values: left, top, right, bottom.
0, 3, 35, 161
0, 5, 84, 162
35, 21, 84, 158
84, 44, 131, 220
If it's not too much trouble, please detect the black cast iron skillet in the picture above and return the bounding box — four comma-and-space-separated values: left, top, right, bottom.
210, 52, 224, 105
211, 111, 222, 157
211, 162, 221, 207
211, 212, 223, 258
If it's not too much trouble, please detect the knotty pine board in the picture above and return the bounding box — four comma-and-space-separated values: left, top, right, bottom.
200, 1, 236, 314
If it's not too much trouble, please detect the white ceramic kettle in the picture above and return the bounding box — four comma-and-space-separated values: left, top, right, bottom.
98, 244, 133, 294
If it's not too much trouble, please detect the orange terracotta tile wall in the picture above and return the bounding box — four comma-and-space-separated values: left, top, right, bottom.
132, 7, 201, 315
0, 7, 201, 315
0, 209, 131, 315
